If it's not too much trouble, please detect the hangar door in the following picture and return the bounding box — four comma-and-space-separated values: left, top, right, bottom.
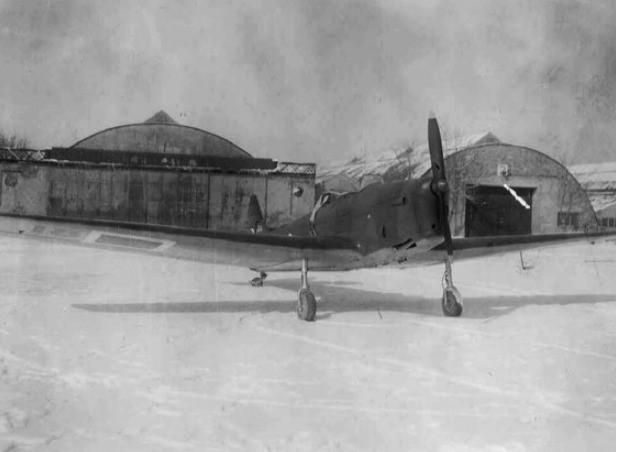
464, 185, 534, 237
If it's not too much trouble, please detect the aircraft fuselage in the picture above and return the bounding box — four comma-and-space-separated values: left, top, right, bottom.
275, 177, 442, 256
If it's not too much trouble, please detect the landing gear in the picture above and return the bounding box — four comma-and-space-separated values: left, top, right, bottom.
442, 256, 463, 317
250, 271, 268, 287
442, 286, 463, 317
297, 257, 316, 321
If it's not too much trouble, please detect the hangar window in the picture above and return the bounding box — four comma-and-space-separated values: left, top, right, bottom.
557, 212, 579, 228
601, 217, 615, 228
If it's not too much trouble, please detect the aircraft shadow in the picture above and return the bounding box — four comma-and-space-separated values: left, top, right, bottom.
72, 277, 615, 320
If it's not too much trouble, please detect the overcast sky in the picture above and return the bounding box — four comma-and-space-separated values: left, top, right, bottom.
0, 0, 614, 165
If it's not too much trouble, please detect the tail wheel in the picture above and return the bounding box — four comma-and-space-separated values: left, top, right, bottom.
442, 286, 463, 317
297, 288, 317, 322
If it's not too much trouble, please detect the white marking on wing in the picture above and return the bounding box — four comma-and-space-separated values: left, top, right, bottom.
83, 230, 175, 252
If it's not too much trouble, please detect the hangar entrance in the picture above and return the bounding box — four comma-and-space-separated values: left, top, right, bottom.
464, 185, 534, 237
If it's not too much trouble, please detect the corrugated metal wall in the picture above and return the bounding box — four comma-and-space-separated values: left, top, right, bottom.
0, 163, 314, 231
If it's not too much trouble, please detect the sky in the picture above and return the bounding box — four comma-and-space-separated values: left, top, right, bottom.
0, 0, 614, 165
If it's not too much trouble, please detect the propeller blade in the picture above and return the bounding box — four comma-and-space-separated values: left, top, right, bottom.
428, 118, 446, 186
428, 117, 453, 256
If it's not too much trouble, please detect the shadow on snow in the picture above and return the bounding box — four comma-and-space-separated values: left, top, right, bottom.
72, 277, 615, 320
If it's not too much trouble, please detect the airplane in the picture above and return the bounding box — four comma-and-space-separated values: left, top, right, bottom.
0, 117, 611, 321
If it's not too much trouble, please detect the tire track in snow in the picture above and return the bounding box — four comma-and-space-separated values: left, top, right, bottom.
138, 387, 520, 419
255, 325, 615, 429
322, 319, 616, 361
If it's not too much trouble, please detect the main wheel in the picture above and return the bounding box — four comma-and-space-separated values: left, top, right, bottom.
442, 286, 463, 317
297, 288, 317, 322
249, 277, 264, 287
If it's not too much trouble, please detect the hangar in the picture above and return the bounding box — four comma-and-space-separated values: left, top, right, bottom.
0, 111, 315, 231
318, 134, 598, 236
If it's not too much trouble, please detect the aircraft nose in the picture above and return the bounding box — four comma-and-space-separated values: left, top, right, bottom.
411, 179, 442, 237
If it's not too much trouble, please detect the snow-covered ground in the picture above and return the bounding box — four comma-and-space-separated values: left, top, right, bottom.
0, 234, 614, 451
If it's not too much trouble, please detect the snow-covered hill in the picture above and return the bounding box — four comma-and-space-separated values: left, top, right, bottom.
317, 132, 500, 192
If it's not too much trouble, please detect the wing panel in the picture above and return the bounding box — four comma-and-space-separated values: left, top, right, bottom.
425, 231, 615, 262
0, 213, 361, 269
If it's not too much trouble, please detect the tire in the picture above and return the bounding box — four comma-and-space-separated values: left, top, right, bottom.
442, 287, 463, 317
297, 288, 317, 322
249, 277, 264, 287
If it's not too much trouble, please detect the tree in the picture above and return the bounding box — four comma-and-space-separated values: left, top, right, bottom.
0, 130, 30, 148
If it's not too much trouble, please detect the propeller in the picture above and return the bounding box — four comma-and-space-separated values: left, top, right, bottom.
427, 117, 453, 257
428, 116, 462, 317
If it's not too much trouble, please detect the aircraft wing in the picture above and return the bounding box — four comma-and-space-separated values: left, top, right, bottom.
404, 230, 615, 266
0, 213, 612, 272
0, 214, 362, 270
248, 231, 614, 272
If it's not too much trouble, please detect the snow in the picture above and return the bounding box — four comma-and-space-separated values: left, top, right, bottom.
587, 193, 616, 214
567, 162, 616, 214
568, 162, 616, 192
0, 234, 615, 451
317, 132, 500, 186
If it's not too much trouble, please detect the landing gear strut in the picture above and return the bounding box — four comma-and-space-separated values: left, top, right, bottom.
442, 256, 463, 317
250, 271, 268, 287
297, 257, 317, 322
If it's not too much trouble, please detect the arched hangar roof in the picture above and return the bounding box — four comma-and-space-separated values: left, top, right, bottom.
419, 142, 599, 232
70, 111, 252, 158
418, 142, 591, 188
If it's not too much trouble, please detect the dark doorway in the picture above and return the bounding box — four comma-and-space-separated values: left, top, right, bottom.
465, 185, 534, 237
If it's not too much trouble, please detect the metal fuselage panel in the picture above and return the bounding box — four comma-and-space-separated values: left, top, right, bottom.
276, 178, 441, 254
